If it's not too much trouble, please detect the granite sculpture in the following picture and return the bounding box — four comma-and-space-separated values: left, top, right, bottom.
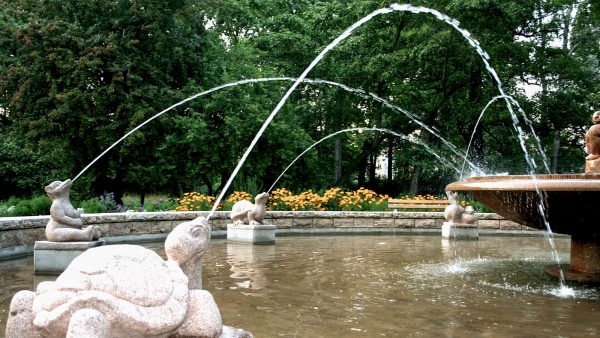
585, 111, 600, 173
227, 193, 275, 244
6, 217, 252, 338
461, 206, 478, 225
230, 192, 269, 225
444, 192, 464, 224
44, 179, 101, 242
442, 193, 478, 239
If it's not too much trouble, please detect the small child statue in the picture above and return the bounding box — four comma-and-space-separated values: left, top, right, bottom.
585, 111, 600, 173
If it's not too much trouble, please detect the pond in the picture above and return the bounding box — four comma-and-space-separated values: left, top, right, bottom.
1, 235, 599, 336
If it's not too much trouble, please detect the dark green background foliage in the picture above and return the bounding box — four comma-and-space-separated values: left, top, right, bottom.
1, 0, 598, 201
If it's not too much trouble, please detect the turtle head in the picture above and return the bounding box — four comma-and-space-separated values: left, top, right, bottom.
165, 217, 211, 267
254, 192, 269, 204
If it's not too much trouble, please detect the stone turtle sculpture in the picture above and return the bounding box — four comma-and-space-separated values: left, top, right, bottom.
6, 217, 252, 338
230, 192, 269, 225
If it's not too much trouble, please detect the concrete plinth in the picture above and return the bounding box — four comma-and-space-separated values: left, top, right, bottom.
441, 222, 478, 240
34, 240, 105, 274
227, 223, 276, 244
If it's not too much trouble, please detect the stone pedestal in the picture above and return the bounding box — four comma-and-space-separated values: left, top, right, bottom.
34, 240, 105, 274
227, 223, 276, 244
586, 158, 600, 174
441, 222, 478, 240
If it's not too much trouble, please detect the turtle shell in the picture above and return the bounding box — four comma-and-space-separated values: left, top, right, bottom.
50, 244, 186, 307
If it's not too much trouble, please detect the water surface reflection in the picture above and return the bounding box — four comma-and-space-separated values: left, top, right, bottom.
1, 235, 599, 337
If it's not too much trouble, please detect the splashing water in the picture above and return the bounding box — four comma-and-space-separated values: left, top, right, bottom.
267, 127, 465, 193
550, 285, 576, 298
461, 94, 550, 178
444, 262, 470, 274
479, 280, 594, 299
461, 95, 511, 178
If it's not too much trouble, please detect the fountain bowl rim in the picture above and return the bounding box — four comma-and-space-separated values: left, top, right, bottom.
446, 174, 600, 192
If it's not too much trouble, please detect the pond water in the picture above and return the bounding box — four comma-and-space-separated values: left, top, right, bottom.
1, 235, 599, 337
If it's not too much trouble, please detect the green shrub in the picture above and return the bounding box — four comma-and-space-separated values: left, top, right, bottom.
0, 204, 16, 217
468, 200, 492, 213
13, 200, 33, 216
29, 195, 52, 215
79, 198, 106, 214
0, 197, 18, 216
145, 197, 177, 212
12, 195, 51, 216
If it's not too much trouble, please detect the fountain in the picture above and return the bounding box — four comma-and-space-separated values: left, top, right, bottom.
447, 112, 600, 282
5, 2, 599, 336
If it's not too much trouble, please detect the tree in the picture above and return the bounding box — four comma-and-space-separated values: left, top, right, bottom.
0, 0, 211, 199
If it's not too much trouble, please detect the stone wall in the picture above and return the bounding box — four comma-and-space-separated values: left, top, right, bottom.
0, 211, 529, 260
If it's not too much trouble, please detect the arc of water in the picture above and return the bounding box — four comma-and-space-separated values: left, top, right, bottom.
206, 6, 398, 218
72, 77, 292, 182
505, 95, 549, 172
461, 95, 510, 178
72, 76, 481, 182
208, 3, 525, 218
461, 94, 550, 179
302, 79, 483, 175
461, 94, 563, 285
202, 3, 561, 286
267, 127, 462, 193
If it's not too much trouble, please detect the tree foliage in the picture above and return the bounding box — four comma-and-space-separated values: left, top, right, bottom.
1, 0, 598, 200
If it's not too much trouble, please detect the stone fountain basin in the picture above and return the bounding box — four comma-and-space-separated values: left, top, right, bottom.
446, 174, 600, 236
447, 174, 600, 281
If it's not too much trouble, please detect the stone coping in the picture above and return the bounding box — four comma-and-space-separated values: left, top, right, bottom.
0, 211, 508, 230
0, 211, 539, 260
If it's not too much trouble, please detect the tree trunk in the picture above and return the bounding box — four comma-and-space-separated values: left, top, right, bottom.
334, 134, 342, 182
409, 167, 419, 196
551, 130, 560, 173
333, 90, 343, 182
201, 174, 213, 196
368, 83, 385, 187
368, 151, 377, 186
357, 156, 367, 188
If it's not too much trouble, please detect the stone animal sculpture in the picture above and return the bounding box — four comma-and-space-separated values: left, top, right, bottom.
444, 192, 464, 224
586, 111, 600, 161
460, 206, 478, 225
44, 179, 101, 242
6, 217, 251, 338
230, 192, 269, 225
